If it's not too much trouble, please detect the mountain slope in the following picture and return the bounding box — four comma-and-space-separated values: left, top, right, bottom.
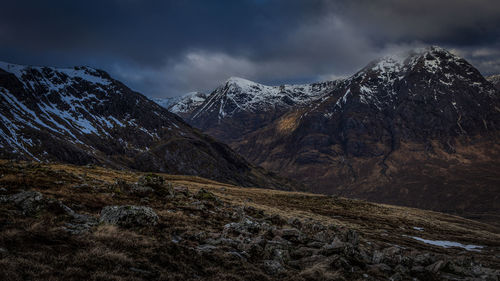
0, 161, 499, 280
0, 61, 294, 189
189, 47, 500, 223
154, 91, 207, 119
186, 77, 342, 142
487, 74, 500, 90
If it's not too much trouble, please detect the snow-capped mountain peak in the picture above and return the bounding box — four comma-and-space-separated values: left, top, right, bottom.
0, 61, 112, 87
0, 61, 182, 159
331, 46, 495, 112
0, 61, 291, 188
190, 77, 341, 121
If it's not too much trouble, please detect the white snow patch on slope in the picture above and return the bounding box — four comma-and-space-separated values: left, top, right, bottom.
408, 236, 484, 252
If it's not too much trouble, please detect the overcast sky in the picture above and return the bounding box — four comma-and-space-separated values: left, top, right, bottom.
1, 0, 499, 97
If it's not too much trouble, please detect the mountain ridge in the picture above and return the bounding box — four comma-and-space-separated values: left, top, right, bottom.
172, 46, 500, 224
0, 61, 297, 189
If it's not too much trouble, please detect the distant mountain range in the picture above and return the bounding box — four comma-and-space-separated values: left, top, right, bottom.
0, 62, 295, 189
159, 46, 500, 223
1, 46, 499, 223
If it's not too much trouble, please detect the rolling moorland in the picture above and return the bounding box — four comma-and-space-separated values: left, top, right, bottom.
0, 160, 499, 280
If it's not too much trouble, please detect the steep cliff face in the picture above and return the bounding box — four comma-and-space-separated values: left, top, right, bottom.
0, 62, 295, 189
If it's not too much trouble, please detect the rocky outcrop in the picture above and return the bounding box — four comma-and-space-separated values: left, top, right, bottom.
1, 190, 45, 215
100, 205, 159, 227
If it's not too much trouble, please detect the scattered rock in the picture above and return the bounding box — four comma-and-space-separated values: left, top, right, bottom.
368, 263, 392, 274
280, 228, 302, 240
290, 247, 317, 259
100, 205, 158, 227
306, 241, 325, 249
262, 260, 285, 275
196, 244, 217, 253
320, 238, 345, 256
2, 191, 45, 215
71, 184, 93, 192
195, 188, 218, 201
345, 229, 359, 246
372, 250, 384, 264
390, 272, 403, 281
130, 185, 155, 196
137, 174, 165, 189
426, 260, 446, 273
174, 185, 189, 196
136, 174, 174, 197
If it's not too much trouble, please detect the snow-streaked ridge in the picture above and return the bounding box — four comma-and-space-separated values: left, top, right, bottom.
191, 76, 341, 120
0, 61, 174, 157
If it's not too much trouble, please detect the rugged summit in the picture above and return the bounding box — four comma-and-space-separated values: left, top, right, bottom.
179, 47, 500, 222
185, 77, 341, 142
0, 62, 293, 189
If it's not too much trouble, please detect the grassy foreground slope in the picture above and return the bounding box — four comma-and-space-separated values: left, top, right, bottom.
0, 160, 498, 280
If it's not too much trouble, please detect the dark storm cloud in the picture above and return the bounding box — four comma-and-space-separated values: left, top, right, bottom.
0, 0, 499, 97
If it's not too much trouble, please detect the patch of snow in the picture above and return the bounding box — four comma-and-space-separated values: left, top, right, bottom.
408, 236, 484, 252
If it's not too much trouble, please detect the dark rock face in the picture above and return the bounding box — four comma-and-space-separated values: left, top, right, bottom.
0, 62, 294, 189
180, 47, 500, 223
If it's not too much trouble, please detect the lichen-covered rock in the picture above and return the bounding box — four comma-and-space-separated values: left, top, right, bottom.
173, 185, 189, 196
262, 260, 285, 275
195, 188, 218, 201
130, 185, 155, 196
137, 174, 165, 189
100, 205, 159, 227
2, 191, 45, 215
135, 174, 175, 197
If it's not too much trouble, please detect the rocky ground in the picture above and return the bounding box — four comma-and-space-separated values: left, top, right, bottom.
0, 160, 499, 280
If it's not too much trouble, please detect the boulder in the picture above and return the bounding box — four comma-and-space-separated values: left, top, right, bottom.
137, 174, 165, 189
290, 247, 317, 259
136, 174, 174, 197
345, 229, 359, 246
195, 188, 218, 201
280, 228, 302, 240
426, 260, 446, 273
173, 185, 189, 196
262, 260, 286, 275
100, 205, 158, 227
372, 250, 384, 264
2, 191, 45, 215
320, 238, 345, 256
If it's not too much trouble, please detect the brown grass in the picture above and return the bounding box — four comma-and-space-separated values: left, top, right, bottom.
0, 160, 499, 280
